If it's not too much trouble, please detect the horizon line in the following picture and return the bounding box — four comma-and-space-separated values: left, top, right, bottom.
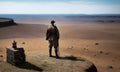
0, 13, 120, 15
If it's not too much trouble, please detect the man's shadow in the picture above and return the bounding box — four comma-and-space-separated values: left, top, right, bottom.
51, 55, 97, 72
17, 62, 43, 72
51, 55, 85, 61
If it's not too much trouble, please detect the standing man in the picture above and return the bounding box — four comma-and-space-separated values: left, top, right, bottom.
46, 20, 60, 58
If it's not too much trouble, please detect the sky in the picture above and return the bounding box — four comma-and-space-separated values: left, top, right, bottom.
0, 0, 120, 14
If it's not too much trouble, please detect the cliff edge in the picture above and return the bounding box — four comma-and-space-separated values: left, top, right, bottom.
0, 18, 16, 27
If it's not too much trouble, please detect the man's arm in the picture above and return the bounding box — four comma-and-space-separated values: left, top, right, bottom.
46, 29, 49, 40
55, 26, 60, 39
57, 28, 60, 39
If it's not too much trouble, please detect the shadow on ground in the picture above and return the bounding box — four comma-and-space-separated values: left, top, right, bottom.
51, 55, 97, 72
51, 55, 85, 61
60, 55, 85, 61
17, 62, 43, 72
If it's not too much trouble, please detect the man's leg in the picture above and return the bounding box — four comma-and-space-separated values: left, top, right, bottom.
54, 40, 59, 58
49, 40, 53, 57
55, 48, 59, 58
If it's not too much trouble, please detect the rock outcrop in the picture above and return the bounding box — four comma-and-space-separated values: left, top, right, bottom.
0, 18, 16, 27
85, 64, 97, 72
0, 54, 97, 72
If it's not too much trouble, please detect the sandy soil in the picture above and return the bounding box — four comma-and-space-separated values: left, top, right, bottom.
0, 22, 120, 72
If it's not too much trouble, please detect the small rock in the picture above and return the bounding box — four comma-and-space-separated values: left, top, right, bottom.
95, 43, 99, 45
100, 51, 103, 54
71, 46, 74, 48
0, 55, 3, 57
94, 54, 96, 57
108, 66, 113, 69
83, 48, 88, 50
114, 57, 117, 59
84, 48, 86, 50
105, 52, 109, 55
112, 60, 114, 62
22, 42, 25, 44
86, 45, 89, 47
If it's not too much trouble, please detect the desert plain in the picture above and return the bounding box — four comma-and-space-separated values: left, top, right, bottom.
0, 15, 120, 72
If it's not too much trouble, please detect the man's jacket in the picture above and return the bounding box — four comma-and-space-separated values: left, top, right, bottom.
46, 25, 59, 40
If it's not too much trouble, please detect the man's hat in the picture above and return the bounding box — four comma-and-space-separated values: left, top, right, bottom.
51, 20, 55, 24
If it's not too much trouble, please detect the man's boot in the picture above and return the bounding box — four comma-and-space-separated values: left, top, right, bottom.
49, 48, 52, 57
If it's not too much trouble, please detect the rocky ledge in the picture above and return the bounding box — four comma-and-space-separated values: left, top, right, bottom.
0, 18, 16, 27
0, 54, 97, 72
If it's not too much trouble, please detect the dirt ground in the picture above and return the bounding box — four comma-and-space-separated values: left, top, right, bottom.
0, 22, 120, 72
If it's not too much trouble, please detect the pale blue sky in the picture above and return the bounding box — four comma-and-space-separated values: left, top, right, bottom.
0, 0, 120, 14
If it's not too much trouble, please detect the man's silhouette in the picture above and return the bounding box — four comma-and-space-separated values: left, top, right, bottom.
46, 20, 60, 58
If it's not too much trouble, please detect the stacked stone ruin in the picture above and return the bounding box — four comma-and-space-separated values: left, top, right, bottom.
7, 47, 26, 66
